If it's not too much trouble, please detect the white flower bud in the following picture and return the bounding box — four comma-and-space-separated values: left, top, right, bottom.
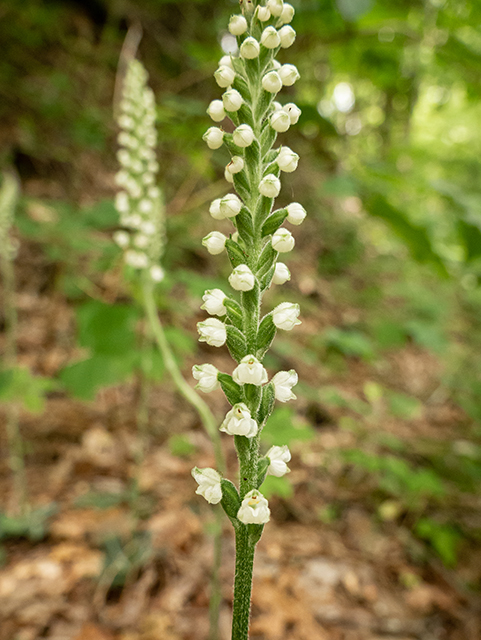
214, 65, 236, 88
209, 198, 223, 220
277, 146, 299, 173
115, 192, 130, 214
272, 302, 301, 330
233, 355, 268, 386
139, 199, 153, 214
272, 101, 283, 111
124, 250, 149, 269
203, 127, 225, 149
280, 3, 295, 24
227, 156, 245, 174
233, 124, 255, 147
150, 265, 165, 282
279, 63, 300, 86
229, 14, 248, 36
286, 202, 307, 225
201, 288, 228, 316
279, 25, 296, 48
219, 55, 235, 69
271, 370, 298, 402
270, 110, 291, 132
207, 99, 226, 122
237, 490, 270, 524
115, 170, 129, 187
262, 71, 283, 94
202, 231, 227, 255
272, 227, 295, 252
117, 149, 131, 167
118, 114, 135, 130
273, 262, 291, 284
261, 26, 281, 49
259, 174, 281, 198
272, 60, 282, 70
192, 363, 220, 393
225, 167, 234, 183
197, 318, 227, 347
229, 264, 256, 291
141, 221, 156, 235
256, 6, 271, 21
283, 102, 302, 124
219, 193, 242, 218
266, 445, 292, 476
134, 234, 149, 249
267, 0, 284, 18
113, 230, 130, 248
192, 467, 222, 504
240, 37, 260, 59
220, 403, 258, 438
223, 89, 244, 112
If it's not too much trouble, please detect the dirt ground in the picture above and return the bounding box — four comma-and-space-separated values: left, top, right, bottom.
1, 211, 480, 640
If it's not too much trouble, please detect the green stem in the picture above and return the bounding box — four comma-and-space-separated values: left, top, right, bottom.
1, 241, 29, 517
232, 525, 256, 640
141, 278, 225, 474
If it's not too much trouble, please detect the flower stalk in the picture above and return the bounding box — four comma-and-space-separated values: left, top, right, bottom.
193, 2, 303, 638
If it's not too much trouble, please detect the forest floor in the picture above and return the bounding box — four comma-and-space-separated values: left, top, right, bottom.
1, 171, 480, 640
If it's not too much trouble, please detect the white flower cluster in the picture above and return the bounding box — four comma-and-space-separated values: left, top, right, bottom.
193, 0, 305, 527
114, 59, 164, 283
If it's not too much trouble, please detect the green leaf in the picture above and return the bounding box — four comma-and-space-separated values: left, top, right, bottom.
225, 238, 247, 268
260, 475, 293, 499
415, 518, 462, 567
363, 194, 448, 277
323, 327, 374, 361
224, 298, 244, 331
60, 353, 137, 400
261, 208, 287, 237
257, 382, 275, 425
218, 373, 243, 405
76, 301, 140, 356
0, 367, 54, 413
262, 407, 315, 446
220, 478, 241, 521
256, 314, 276, 359
225, 325, 248, 363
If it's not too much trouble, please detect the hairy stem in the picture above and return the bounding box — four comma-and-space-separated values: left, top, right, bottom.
232, 525, 256, 640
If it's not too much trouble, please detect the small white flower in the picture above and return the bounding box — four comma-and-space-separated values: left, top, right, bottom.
259, 174, 281, 198
118, 114, 135, 130
271, 370, 298, 402
202, 288, 228, 316
266, 445, 292, 476
141, 221, 156, 235
124, 250, 149, 269
117, 149, 131, 167
272, 60, 282, 70
227, 156, 245, 174
214, 65, 236, 88
261, 26, 281, 49
286, 202, 307, 225
209, 198, 223, 220
139, 199, 153, 214
115, 192, 130, 214
262, 71, 283, 94
279, 25, 296, 48
273, 262, 291, 285
148, 186, 161, 199
267, 0, 284, 18
218, 55, 235, 69
134, 234, 149, 249
233, 124, 255, 148
229, 264, 255, 291
197, 318, 227, 347
192, 363, 220, 393
220, 403, 258, 438
150, 265, 165, 282
256, 5, 271, 21
229, 14, 248, 36
280, 3, 295, 24
223, 89, 244, 112
277, 146, 299, 173
240, 37, 260, 59
283, 102, 302, 124
203, 127, 225, 149
192, 467, 223, 504
270, 110, 291, 133
113, 230, 130, 248
233, 355, 268, 386
115, 170, 129, 187
225, 167, 234, 183
219, 193, 242, 218
272, 302, 301, 330
207, 99, 226, 122
202, 231, 227, 255
272, 101, 283, 111
279, 64, 300, 86
272, 228, 295, 252
237, 490, 270, 524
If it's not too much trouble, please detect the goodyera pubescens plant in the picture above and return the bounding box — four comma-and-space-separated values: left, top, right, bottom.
192, 1, 304, 637
114, 59, 165, 284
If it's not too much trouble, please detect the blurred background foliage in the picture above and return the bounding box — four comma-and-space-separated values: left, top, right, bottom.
1, 0, 481, 576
